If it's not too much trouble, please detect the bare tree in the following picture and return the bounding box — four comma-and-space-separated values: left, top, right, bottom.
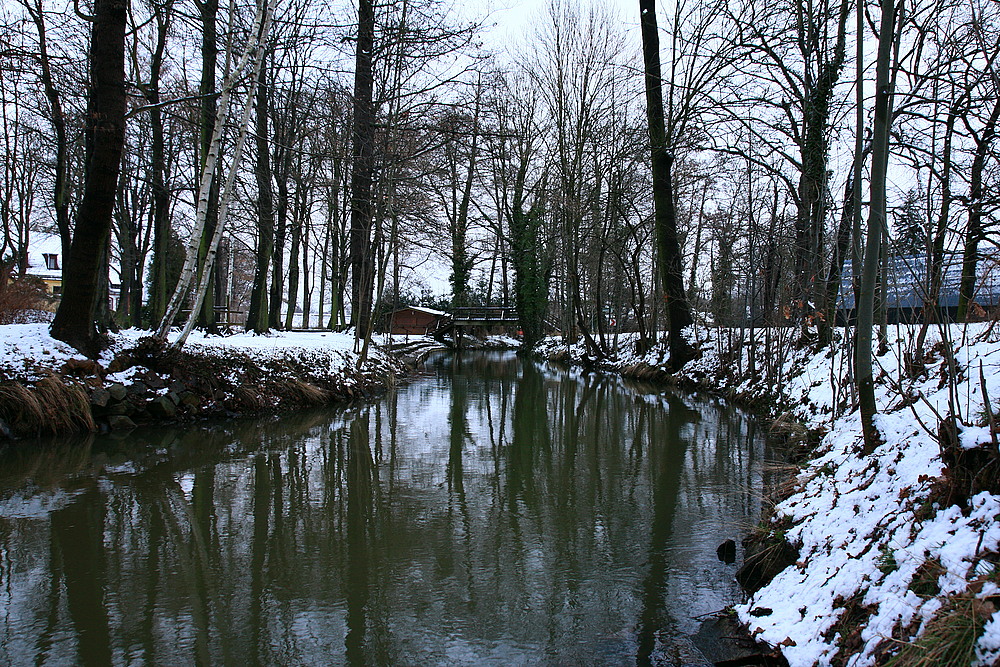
640, 0, 696, 369
858, 0, 898, 453
50, 0, 128, 355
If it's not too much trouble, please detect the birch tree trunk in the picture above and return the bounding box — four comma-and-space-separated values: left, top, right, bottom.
173, 22, 270, 348
155, 0, 272, 340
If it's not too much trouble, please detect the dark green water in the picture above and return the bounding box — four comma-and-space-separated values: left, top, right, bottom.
0, 352, 766, 665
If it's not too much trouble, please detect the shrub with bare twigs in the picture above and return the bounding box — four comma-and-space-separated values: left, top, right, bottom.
0, 260, 53, 325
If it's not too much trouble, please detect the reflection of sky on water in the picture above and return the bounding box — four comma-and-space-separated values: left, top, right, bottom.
0, 351, 767, 665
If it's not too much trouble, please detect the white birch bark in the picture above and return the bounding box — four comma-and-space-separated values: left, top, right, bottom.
173, 26, 270, 347
155, 0, 272, 340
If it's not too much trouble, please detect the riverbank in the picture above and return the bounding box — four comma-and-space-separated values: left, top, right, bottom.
537, 324, 1000, 666
0, 324, 410, 438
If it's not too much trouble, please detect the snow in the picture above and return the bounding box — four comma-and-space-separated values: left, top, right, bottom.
0, 323, 391, 384
978, 612, 1000, 666
24, 233, 63, 282
0, 323, 89, 380
111, 326, 358, 356
537, 322, 1000, 666
392, 305, 447, 317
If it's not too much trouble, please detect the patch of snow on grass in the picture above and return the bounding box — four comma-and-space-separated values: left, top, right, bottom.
0, 323, 87, 380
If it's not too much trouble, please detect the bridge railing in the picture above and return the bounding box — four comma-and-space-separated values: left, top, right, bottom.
451, 306, 519, 322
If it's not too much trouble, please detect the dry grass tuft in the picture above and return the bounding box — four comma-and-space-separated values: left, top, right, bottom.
883, 593, 994, 666
938, 415, 1000, 507
0, 375, 95, 436
0, 381, 46, 434
287, 380, 329, 405
230, 386, 267, 411
827, 591, 878, 667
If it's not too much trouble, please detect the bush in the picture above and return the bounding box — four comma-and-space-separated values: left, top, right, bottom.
0, 260, 52, 324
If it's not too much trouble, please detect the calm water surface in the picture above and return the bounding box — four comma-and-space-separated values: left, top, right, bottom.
0, 352, 766, 665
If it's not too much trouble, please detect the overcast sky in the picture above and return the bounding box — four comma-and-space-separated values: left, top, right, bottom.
473, 0, 643, 49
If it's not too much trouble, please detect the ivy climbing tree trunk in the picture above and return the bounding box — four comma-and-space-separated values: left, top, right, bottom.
511, 201, 550, 349
50, 0, 128, 357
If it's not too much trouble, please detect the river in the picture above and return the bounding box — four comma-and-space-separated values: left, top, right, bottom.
0, 351, 767, 665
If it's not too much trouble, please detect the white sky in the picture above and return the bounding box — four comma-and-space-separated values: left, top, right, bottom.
473, 0, 643, 49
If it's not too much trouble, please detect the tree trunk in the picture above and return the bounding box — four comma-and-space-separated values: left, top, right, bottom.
639, 0, 695, 371
915, 105, 957, 352
301, 212, 311, 327
173, 22, 270, 347
196, 0, 220, 333
114, 181, 136, 327
50, 0, 128, 356
349, 0, 376, 340
285, 202, 302, 330
268, 166, 288, 329
823, 164, 861, 331
857, 0, 896, 454
146, 1, 171, 327
149, 100, 170, 326
957, 96, 1000, 320
511, 200, 550, 349
247, 54, 274, 333
26, 1, 72, 262
155, 0, 271, 340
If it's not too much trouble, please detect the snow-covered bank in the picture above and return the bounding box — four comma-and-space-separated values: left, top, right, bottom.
538, 325, 1000, 666
0, 324, 409, 436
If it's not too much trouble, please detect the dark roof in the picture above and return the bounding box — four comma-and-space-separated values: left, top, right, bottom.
839, 253, 1000, 309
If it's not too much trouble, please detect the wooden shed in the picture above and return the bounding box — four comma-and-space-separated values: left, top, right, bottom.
385, 306, 447, 335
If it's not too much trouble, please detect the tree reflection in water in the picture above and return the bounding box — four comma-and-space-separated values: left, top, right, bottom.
0, 351, 767, 664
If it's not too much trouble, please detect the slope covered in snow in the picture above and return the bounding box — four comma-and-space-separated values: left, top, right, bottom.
540, 323, 1000, 666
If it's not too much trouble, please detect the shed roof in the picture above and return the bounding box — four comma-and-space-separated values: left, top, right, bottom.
393, 305, 447, 317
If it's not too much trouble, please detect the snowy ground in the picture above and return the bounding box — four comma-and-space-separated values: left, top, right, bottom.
0, 323, 396, 383
539, 323, 1000, 666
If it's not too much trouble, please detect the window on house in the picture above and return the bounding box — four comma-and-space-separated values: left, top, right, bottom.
52, 285, 62, 296
43, 253, 59, 270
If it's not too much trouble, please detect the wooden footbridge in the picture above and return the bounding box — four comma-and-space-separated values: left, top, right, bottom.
430, 306, 520, 342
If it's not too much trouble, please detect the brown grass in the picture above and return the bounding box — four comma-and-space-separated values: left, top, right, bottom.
882, 593, 994, 666
0, 375, 95, 437
230, 386, 267, 411
287, 380, 329, 405
828, 591, 878, 667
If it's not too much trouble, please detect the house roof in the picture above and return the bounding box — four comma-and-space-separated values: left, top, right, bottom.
23, 234, 62, 281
